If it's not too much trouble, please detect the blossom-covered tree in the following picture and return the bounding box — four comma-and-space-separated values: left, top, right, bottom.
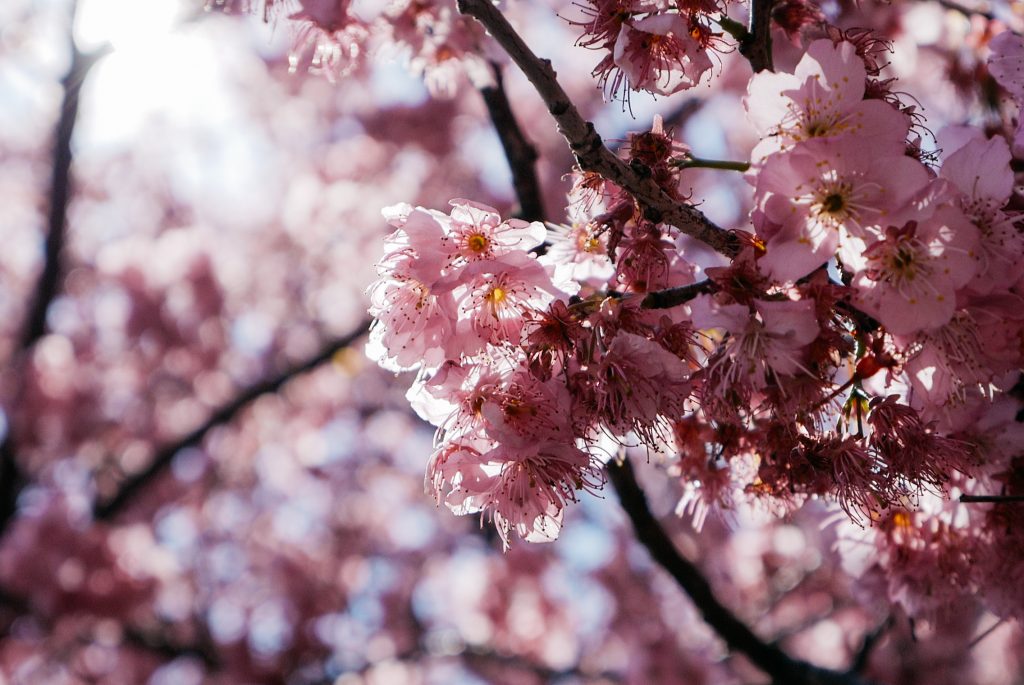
1, 0, 1023, 683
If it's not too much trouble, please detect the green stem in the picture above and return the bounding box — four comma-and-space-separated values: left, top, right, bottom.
960, 494, 1024, 504
672, 156, 750, 172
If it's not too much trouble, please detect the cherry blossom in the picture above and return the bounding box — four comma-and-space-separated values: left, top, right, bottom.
745, 38, 910, 159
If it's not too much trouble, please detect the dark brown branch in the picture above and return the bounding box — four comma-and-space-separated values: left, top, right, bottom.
457, 0, 740, 258
742, 0, 776, 73
960, 494, 1024, 504
94, 319, 372, 520
20, 43, 108, 350
640, 279, 716, 309
0, 21, 109, 542
607, 457, 878, 685
480, 63, 545, 223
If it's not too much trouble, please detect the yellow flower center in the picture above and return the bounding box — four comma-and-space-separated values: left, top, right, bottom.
488, 286, 507, 304
467, 233, 489, 253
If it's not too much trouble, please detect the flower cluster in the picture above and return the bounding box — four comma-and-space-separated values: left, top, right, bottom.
747, 36, 1024, 420
209, 0, 490, 94
362, 15, 1024, 625
741, 33, 1024, 618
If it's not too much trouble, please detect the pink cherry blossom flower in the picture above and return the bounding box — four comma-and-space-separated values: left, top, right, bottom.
575, 331, 691, 442
752, 139, 929, 281
367, 232, 458, 372
608, 14, 712, 96
745, 39, 909, 159
614, 221, 674, 292
900, 311, 993, 412
406, 360, 505, 435
383, 0, 491, 96
937, 128, 1024, 294
566, 0, 633, 50
695, 298, 820, 390
478, 366, 574, 444
852, 205, 978, 335
366, 278, 457, 372
287, 0, 368, 79
539, 221, 615, 288
522, 300, 591, 376
840, 502, 979, 617
442, 199, 547, 269
427, 436, 602, 548
455, 251, 568, 354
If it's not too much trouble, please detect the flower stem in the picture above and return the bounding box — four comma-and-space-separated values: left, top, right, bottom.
672, 156, 751, 172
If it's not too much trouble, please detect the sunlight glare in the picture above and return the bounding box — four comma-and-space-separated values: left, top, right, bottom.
76, 0, 183, 54
75, 0, 237, 147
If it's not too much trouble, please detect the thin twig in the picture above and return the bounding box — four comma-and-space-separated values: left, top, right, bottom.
966, 617, 1006, 650
607, 457, 878, 685
934, 0, 996, 21
457, 0, 740, 258
640, 279, 716, 309
959, 494, 1024, 504
479, 62, 545, 222
94, 319, 372, 520
672, 156, 751, 172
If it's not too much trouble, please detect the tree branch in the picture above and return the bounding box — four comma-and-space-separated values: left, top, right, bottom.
479, 63, 545, 223
93, 319, 372, 520
0, 18, 109, 542
607, 457, 878, 685
742, 0, 776, 73
20, 43, 108, 350
457, 0, 740, 258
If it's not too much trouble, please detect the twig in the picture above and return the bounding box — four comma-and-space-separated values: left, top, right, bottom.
742, 0, 776, 73
457, 0, 741, 258
966, 617, 1006, 650
640, 279, 716, 310
672, 156, 751, 172
933, 0, 996, 21
959, 494, 1024, 504
479, 63, 545, 222
94, 319, 372, 520
607, 457, 878, 685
